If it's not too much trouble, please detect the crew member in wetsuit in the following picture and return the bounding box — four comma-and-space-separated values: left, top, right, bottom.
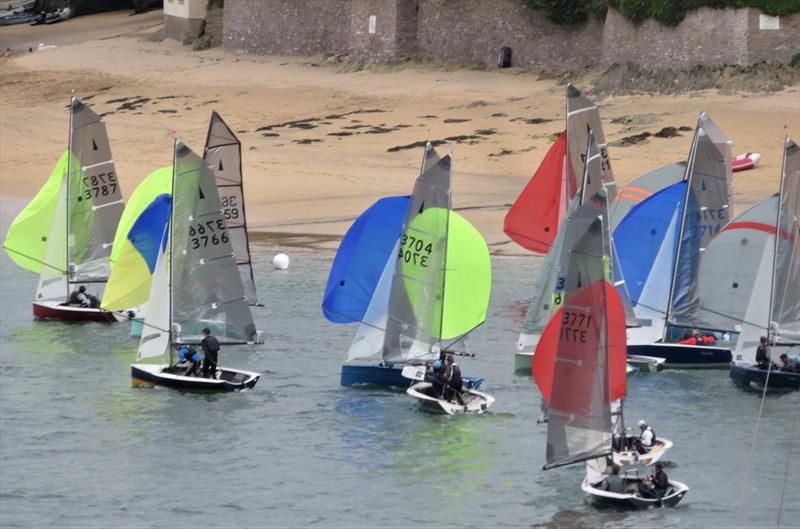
201, 327, 220, 379
639, 463, 669, 499
178, 344, 202, 377
443, 354, 464, 404
755, 336, 770, 369
427, 351, 447, 397
68, 285, 99, 308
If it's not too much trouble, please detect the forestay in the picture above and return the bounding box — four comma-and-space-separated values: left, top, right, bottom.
668, 113, 733, 327
67, 98, 124, 284
170, 140, 257, 344
204, 112, 259, 305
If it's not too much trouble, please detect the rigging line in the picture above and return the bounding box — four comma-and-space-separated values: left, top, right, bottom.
736, 361, 775, 525
2, 247, 66, 274
776, 410, 799, 528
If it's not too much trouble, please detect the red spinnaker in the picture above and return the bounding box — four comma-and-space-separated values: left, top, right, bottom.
504, 132, 575, 254
532, 280, 627, 406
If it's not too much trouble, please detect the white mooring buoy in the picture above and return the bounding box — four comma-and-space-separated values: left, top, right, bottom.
272, 253, 289, 270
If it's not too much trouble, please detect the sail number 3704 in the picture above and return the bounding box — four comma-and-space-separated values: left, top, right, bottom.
399, 234, 433, 268
189, 219, 229, 249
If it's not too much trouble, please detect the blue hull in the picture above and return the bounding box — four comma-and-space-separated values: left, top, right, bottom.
730, 364, 800, 390
340, 364, 483, 389
627, 343, 732, 368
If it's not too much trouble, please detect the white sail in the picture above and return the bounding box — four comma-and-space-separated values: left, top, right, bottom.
137, 235, 171, 362
35, 179, 69, 303
345, 241, 398, 363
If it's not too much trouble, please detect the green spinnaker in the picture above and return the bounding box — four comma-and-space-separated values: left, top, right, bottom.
109, 166, 171, 267
3, 151, 72, 273
401, 208, 491, 341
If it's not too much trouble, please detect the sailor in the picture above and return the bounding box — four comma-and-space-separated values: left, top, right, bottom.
678, 328, 716, 345
427, 351, 447, 397
777, 353, 799, 372
200, 327, 220, 379
639, 463, 669, 499
178, 344, 202, 377
635, 420, 656, 454
68, 285, 99, 308
443, 354, 464, 405
755, 336, 770, 369
601, 464, 625, 493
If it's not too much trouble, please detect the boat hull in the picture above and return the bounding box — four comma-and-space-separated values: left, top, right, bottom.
407, 381, 495, 415
613, 438, 673, 467
131, 363, 260, 392
33, 301, 121, 322
627, 343, 732, 368
626, 354, 665, 373
582, 477, 689, 509
340, 363, 483, 389
514, 351, 533, 373
730, 364, 800, 390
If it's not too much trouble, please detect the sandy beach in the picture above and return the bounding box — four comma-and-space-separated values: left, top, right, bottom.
1, 10, 798, 254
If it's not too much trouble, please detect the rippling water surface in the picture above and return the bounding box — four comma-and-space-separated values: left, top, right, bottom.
1, 233, 798, 528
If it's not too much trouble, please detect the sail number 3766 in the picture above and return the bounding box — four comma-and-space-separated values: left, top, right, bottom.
189, 219, 229, 249
399, 234, 433, 267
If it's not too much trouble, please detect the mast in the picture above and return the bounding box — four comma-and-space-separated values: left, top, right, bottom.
169, 139, 177, 366
767, 138, 789, 346
65, 97, 74, 301
437, 143, 452, 352
663, 114, 702, 337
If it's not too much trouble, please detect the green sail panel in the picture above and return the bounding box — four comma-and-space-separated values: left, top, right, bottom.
109, 166, 172, 267
3, 150, 70, 273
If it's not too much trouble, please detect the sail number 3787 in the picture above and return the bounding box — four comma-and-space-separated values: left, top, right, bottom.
399, 234, 433, 268
82, 172, 117, 200
189, 219, 229, 249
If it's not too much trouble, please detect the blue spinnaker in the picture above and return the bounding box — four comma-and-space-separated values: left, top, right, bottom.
323, 195, 411, 323
613, 181, 686, 306
130, 194, 172, 273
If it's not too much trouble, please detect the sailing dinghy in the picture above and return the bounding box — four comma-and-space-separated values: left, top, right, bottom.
508, 84, 627, 371
323, 144, 489, 390
4, 98, 126, 322
730, 138, 800, 390
616, 113, 736, 367
130, 139, 261, 392
533, 177, 687, 507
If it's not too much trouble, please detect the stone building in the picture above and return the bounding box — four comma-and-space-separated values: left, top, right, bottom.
163, 0, 800, 69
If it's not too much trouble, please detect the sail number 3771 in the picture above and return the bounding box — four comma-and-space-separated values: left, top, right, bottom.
189, 219, 229, 249
560, 310, 592, 343
399, 234, 433, 268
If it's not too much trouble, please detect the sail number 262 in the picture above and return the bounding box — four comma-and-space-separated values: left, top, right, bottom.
399, 234, 433, 268
560, 310, 592, 343
189, 219, 229, 249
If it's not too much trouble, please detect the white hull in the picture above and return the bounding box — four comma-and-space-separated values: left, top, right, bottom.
613, 438, 673, 467
407, 382, 495, 415
626, 354, 665, 373
582, 476, 689, 509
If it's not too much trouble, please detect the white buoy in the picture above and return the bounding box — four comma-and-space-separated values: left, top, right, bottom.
272, 253, 289, 270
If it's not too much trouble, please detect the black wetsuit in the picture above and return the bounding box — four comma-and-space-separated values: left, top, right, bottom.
755, 345, 770, 369
201, 335, 220, 379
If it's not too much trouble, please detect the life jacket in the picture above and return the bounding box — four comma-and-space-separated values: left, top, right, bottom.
643, 426, 656, 445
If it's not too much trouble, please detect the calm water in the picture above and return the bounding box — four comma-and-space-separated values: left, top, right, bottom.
1, 230, 798, 528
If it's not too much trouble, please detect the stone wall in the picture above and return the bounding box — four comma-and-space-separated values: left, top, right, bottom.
745, 10, 800, 64
218, 1, 799, 69
602, 7, 749, 68
417, 0, 603, 69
